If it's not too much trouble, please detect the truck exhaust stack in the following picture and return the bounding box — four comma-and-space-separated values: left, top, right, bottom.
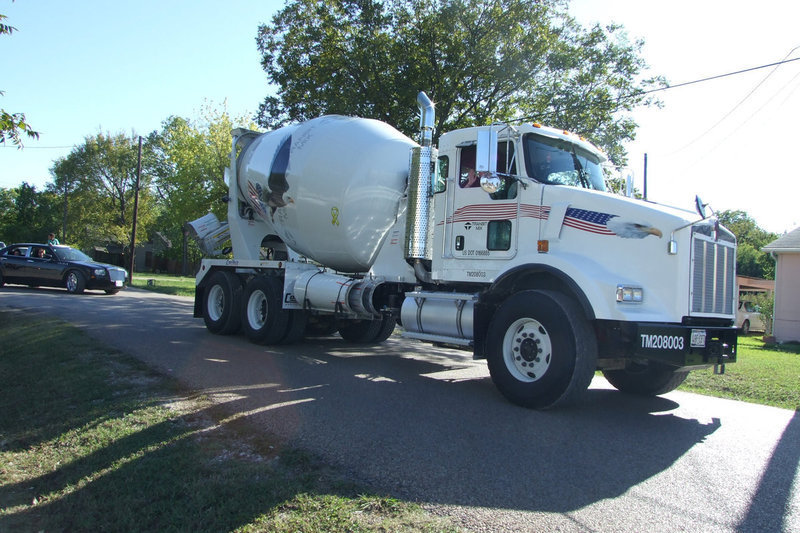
405, 92, 436, 267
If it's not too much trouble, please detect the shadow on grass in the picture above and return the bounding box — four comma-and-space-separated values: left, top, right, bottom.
0, 403, 344, 532
0, 310, 359, 532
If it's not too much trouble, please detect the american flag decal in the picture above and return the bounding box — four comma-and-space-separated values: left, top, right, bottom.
439, 203, 621, 236
439, 203, 550, 225
563, 208, 617, 235
246, 181, 268, 219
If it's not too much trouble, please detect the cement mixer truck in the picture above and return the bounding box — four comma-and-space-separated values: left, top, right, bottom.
190, 92, 737, 409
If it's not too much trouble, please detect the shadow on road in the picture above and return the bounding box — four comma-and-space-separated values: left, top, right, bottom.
0, 290, 734, 518
737, 409, 800, 532
192, 335, 722, 514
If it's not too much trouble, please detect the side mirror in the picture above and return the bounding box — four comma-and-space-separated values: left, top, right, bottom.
476, 128, 498, 174
480, 174, 502, 194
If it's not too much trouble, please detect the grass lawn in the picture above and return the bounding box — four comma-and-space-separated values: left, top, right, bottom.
0, 310, 460, 532
681, 334, 800, 410
130, 273, 196, 297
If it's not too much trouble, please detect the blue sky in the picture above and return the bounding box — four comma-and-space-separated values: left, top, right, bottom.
2, 0, 799, 234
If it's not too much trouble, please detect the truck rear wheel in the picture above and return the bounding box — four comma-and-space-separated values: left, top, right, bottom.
203, 271, 242, 334
242, 276, 290, 345
339, 314, 396, 344
602, 363, 689, 396
486, 290, 597, 409
282, 310, 308, 344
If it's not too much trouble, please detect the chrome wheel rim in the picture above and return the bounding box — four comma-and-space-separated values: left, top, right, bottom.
66, 272, 77, 292
246, 289, 268, 329
502, 317, 552, 383
207, 284, 225, 322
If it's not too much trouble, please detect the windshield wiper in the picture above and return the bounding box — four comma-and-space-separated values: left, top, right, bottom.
571, 152, 589, 188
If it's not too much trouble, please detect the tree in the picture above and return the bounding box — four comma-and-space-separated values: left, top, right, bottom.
0, 183, 61, 243
256, 0, 663, 163
49, 133, 158, 251
148, 105, 252, 263
717, 210, 777, 279
1, 12, 39, 147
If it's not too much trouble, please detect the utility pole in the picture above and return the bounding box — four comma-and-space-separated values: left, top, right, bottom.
62, 177, 68, 243
182, 223, 189, 276
128, 136, 142, 285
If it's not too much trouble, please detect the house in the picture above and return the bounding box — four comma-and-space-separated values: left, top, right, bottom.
762, 227, 800, 343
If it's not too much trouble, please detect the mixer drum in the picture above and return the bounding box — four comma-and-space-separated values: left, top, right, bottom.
237, 116, 416, 272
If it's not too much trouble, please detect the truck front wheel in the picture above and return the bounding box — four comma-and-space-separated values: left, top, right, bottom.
486, 290, 597, 409
203, 271, 242, 334
242, 276, 290, 345
602, 363, 689, 396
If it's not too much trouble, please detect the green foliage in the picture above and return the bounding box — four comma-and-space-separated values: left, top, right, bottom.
1, 13, 39, 147
48, 133, 158, 251
149, 105, 254, 262
718, 209, 778, 279
0, 183, 61, 243
751, 292, 775, 336
256, 0, 664, 163
0, 106, 39, 147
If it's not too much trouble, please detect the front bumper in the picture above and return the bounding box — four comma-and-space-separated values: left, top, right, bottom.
632, 323, 737, 369
87, 269, 127, 290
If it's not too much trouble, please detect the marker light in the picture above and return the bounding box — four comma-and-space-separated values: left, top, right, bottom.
616, 285, 643, 303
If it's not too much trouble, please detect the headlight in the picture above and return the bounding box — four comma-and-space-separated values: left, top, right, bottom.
94, 268, 107, 276
616, 285, 643, 303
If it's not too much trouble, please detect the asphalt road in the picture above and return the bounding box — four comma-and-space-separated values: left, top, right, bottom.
2, 286, 798, 532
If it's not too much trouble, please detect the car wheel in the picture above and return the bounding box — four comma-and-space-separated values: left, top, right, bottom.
65, 271, 86, 294
0, 270, 4, 287
202, 271, 243, 334
486, 290, 597, 409
741, 320, 750, 336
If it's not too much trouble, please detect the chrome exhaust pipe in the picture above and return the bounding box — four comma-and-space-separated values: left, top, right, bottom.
405, 92, 436, 264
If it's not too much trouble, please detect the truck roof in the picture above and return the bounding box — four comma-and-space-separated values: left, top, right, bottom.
438, 123, 607, 163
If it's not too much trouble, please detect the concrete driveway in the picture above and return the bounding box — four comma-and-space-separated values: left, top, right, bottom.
1, 287, 797, 532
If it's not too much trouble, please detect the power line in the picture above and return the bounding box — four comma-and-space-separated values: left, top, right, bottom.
0, 145, 74, 149
662, 46, 800, 157
639, 56, 800, 96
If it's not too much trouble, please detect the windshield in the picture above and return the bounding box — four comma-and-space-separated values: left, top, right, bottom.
523, 133, 606, 191
54, 246, 92, 262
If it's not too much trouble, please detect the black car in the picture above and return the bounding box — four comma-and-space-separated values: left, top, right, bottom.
0, 243, 128, 294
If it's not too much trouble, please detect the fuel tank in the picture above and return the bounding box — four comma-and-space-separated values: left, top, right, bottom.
237, 116, 416, 272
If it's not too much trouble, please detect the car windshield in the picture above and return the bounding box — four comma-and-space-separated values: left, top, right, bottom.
54, 247, 92, 262
523, 133, 606, 191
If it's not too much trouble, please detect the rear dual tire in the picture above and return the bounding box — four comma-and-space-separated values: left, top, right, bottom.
241, 276, 306, 345
203, 271, 242, 334
338, 314, 396, 344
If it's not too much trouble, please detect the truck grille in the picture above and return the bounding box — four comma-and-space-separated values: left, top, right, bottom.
690, 234, 736, 316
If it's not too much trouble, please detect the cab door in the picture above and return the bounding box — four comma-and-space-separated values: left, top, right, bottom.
448, 141, 520, 261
